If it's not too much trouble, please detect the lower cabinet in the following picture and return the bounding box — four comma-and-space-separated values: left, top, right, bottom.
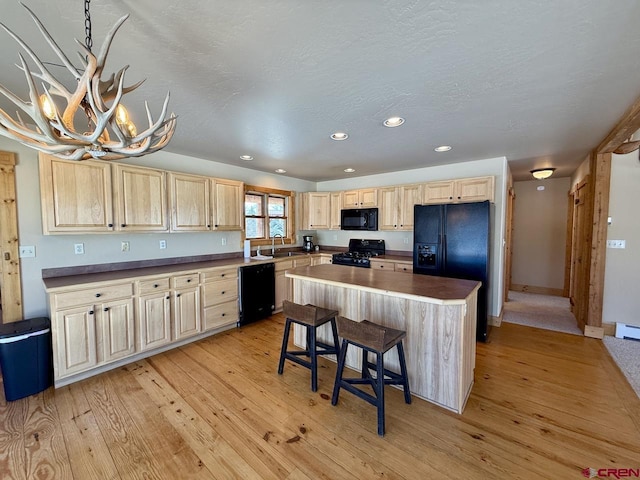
274, 260, 293, 312
53, 306, 98, 378
137, 278, 172, 352
97, 298, 135, 363
201, 266, 239, 330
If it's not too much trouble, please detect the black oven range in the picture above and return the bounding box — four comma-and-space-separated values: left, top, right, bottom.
332, 239, 385, 268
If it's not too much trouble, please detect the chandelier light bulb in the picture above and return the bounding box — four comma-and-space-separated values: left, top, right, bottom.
39, 94, 56, 120
115, 104, 130, 125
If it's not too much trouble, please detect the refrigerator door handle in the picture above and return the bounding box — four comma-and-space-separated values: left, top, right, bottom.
441, 233, 447, 272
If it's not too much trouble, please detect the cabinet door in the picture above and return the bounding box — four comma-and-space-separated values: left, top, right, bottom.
369, 260, 396, 271
359, 188, 378, 207
173, 287, 201, 340
342, 190, 360, 208
378, 187, 399, 230
169, 172, 210, 231
305, 192, 330, 230
423, 181, 455, 204
398, 184, 423, 230
274, 270, 288, 312
455, 176, 495, 202
137, 291, 172, 351
113, 164, 168, 231
330, 192, 342, 230
97, 298, 135, 363
212, 178, 244, 230
53, 305, 97, 378
39, 154, 114, 233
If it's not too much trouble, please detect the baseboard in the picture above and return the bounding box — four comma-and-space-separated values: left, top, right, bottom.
602, 322, 616, 337
584, 325, 604, 339
488, 312, 502, 327
510, 284, 564, 296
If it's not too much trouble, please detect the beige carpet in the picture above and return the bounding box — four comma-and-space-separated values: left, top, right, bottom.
603, 335, 640, 398
503, 290, 582, 335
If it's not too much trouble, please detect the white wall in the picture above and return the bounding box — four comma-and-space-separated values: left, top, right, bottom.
602, 151, 640, 327
511, 178, 569, 291
1, 137, 315, 318
316, 156, 509, 319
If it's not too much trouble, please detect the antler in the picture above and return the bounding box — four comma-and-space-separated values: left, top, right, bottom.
0, 3, 176, 160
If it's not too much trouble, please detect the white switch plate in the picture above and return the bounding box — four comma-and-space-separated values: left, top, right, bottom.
159, 240, 167, 249
121, 241, 130, 252
74, 243, 84, 254
403, 237, 409, 244
19, 245, 36, 258
607, 239, 626, 249
221, 237, 227, 246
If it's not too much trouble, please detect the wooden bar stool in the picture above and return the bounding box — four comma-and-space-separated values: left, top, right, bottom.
331, 316, 411, 436
278, 300, 340, 392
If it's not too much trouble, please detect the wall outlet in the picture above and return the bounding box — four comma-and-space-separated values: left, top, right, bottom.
121, 241, 130, 252
19, 245, 36, 258
74, 243, 84, 255
333, 234, 338, 241
403, 237, 409, 244
159, 240, 167, 249
221, 237, 227, 246
607, 239, 626, 249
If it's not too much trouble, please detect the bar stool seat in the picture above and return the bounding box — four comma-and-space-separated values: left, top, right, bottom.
278, 300, 340, 392
331, 316, 411, 436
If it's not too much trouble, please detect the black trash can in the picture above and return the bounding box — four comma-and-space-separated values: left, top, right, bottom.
0, 317, 53, 401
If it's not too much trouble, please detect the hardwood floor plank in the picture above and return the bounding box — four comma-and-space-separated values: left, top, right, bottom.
54, 383, 122, 480
0, 387, 27, 480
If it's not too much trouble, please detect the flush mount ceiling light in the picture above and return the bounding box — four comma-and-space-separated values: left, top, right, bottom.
239, 155, 254, 161
383, 116, 405, 127
331, 132, 349, 141
0, 1, 176, 160
275, 168, 287, 174
530, 168, 556, 180
434, 145, 452, 152
343, 168, 355, 173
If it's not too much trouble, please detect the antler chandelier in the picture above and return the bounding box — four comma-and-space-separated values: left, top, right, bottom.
0, 1, 177, 160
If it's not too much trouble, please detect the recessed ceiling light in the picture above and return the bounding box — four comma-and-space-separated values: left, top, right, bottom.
383, 116, 404, 127
343, 168, 355, 173
239, 155, 253, 161
434, 145, 452, 152
275, 168, 287, 174
331, 132, 349, 141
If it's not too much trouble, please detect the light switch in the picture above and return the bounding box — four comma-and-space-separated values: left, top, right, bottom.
606, 240, 626, 249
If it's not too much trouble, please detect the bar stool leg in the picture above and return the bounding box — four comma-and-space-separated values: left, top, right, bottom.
331, 339, 349, 405
376, 351, 385, 436
309, 325, 318, 391
397, 342, 412, 404
278, 318, 292, 375
330, 318, 340, 357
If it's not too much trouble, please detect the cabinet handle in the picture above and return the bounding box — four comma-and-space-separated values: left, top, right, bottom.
449, 196, 453, 200
154, 284, 159, 288
221, 313, 226, 317
88, 310, 94, 315
95, 293, 101, 298
207, 225, 211, 228
103, 307, 109, 312
221, 273, 225, 277
121, 224, 126, 227
177, 293, 181, 297
380, 265, 384, 268
187, 278, 192, 283
214, 224, 219, 227
108, 223, 113, 227
166, 296, 170, 300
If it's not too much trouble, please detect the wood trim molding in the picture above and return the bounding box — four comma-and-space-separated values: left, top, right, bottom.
596, 93, 640, 153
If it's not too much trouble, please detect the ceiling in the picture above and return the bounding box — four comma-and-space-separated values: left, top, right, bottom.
2, 1, 640, 182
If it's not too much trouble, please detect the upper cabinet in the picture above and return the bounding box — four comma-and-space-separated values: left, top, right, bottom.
342, 188, 378, 209
330, 192, 342, 230
112, 164, 168, 232
301, 192, 330, 230
169, 172, 211, 232
423, 176, 494, 204
40, 154, 114, 234
211, 178, 244, 231
379, 184, 422, 231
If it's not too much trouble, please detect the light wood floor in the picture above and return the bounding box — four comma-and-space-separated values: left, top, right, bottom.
1, 315, 639, 479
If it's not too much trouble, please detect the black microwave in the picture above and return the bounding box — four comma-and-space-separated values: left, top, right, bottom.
340, 208, 378, 231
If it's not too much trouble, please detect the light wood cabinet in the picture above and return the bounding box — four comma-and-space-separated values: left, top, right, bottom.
379, 184, 422, 230
342, 188, 378, 208
301, 192, 330, 230
395, 263, 413, 273
201, 266, 238, 330
274, 259, 293, 312
112, 164, 168, 231
423, 176, 494, 204
312, 254, 333, 265
211, 178, 244, 230
53, 306, 98, 378
173, 273, 201, 340
39, 154, 114, 234
169, 172, 211, 231
96, 297, 135, 363
370, 259, 413, 273
330, 192, 342, 230
136, 278, 172, 352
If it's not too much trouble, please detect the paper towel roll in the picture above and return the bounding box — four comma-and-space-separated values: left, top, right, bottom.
244, 239, 251, 258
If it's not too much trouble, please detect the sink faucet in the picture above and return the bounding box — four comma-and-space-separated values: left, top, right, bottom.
271, 234, 285, 255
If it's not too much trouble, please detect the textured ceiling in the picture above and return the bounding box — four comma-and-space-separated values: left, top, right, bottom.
2, 1, 640, 181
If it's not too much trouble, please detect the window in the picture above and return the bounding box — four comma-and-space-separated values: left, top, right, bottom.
244, 186, 294, 243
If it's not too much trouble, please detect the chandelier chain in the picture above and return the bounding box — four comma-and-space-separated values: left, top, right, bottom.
84, 0, 93, 52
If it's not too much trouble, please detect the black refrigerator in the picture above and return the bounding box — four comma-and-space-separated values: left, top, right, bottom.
413, 201, 490, 342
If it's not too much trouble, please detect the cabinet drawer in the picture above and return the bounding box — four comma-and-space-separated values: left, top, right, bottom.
275, 259, 294, 271
138, 278, 170, 295
202, 278, 238, 307
201, 266, 238, 282
203, 301, 238, 330
173, 273, 199, 289
54, 283, 133, 309
293, 257, 311, 268
369, 260, 396, 271
394, 263, 413, 273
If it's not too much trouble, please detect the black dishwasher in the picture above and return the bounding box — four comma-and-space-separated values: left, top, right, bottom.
238, 262, 275, 326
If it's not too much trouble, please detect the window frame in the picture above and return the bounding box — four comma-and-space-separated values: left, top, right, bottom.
244, 184, 295, 247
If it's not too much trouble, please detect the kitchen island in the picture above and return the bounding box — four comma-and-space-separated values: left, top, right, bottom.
285, 264, 481, 414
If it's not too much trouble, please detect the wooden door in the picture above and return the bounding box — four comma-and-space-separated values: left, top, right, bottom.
97, 298, 135, 363
456, 176, 495, 202
359, 188, 378, 207
503, 186, 515, 302
423, 180, 455, 204
378, 187, 398, 230
305, 192, 330, 230
0, 152, 22, 323
329, 192, 342, 230
138, 291, 172, 351
398, 184, 423, 230
173, 287, 201, 340
113, 164, 168, 231
342, 190, 359, 208
53, 306, 97, 378
212, 178, 244, 230
169, 172, 210, 231
570, 178, 591, 329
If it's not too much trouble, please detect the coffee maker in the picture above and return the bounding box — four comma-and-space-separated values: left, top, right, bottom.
302, 235, 315, 252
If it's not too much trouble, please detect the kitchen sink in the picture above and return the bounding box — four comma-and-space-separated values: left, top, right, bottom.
273, 251, 308, 258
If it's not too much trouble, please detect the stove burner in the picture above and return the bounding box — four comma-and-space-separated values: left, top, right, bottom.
332, 239, 385, 268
